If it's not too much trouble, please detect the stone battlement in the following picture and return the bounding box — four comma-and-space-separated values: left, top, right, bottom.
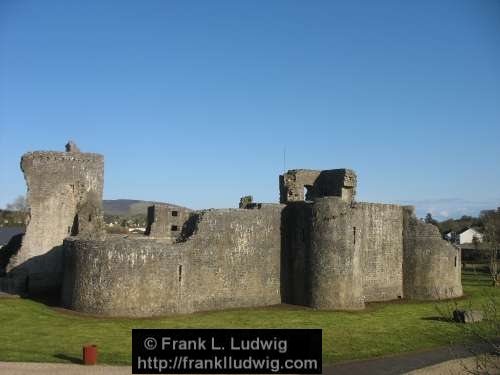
21, 151, 103, 164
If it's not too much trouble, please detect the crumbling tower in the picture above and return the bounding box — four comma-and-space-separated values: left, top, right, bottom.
4, 142, 104, 295
279, 169, 357, 203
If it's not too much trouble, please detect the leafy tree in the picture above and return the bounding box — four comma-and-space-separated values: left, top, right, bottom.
239, 195, 253, 209
437, 215, 484, 237
424, 212, 438, 226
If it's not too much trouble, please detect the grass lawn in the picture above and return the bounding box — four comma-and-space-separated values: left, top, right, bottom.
0, 270, 498, 365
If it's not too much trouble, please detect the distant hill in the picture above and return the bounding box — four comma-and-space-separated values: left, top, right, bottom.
103, 199, 188, 216
0, 209, 27, 228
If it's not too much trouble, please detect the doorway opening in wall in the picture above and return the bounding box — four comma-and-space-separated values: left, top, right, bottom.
304, 185, 313, 201
70, 215, 79, 236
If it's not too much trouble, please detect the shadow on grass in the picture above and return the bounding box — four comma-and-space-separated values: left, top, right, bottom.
421, 316, 455, 323
54, 353, 82, 364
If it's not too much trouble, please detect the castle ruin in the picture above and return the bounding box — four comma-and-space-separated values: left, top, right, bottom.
1, 143, 104, 295
0, 143, 463, 317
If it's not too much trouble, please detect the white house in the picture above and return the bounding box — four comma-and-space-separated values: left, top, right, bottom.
458, 228, 484, 245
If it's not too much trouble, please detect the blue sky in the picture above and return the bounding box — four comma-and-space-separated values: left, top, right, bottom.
1, 1, 499, 219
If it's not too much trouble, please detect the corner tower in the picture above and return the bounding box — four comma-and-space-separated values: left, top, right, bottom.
5, 142, 104, 294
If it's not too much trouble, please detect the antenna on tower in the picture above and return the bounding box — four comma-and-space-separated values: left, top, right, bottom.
283, 146, 286, 173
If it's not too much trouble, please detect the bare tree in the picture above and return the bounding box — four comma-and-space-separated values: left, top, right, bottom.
435, 288, 500, 374
482, 211, 500, 287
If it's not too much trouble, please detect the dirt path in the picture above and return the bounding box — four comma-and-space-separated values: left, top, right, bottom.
323, 340, 498, 375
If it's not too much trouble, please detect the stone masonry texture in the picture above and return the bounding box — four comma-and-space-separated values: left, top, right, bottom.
61, 206, 283, 316
403, 206, 462, 300
3, 143, 104, 295
279, 169, 357, 204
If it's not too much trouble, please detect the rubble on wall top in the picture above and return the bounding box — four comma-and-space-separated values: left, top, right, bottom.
65, 140, 80, 153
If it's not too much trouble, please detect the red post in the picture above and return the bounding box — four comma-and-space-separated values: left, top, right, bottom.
82, 344, 98, 365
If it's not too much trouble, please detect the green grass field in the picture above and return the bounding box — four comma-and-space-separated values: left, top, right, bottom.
0, 271, 498, 365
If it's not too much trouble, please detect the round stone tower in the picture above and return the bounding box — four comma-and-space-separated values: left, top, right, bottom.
309, 197, 364, 310
402, 207, 463, 300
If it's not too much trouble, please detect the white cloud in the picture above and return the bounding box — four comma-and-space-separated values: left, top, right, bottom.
439, 210, 449, 218
396, 198, 500, 220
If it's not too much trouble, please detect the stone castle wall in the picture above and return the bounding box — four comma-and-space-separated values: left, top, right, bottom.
58, 197, 465, 316
355, 202, 404, 302
306, 199, 403, 309
309, 198, 364, 310
1, 143, 462, 314
403, 207, 463, 300
62, 205, 283, 317
281, 198, 460, 310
